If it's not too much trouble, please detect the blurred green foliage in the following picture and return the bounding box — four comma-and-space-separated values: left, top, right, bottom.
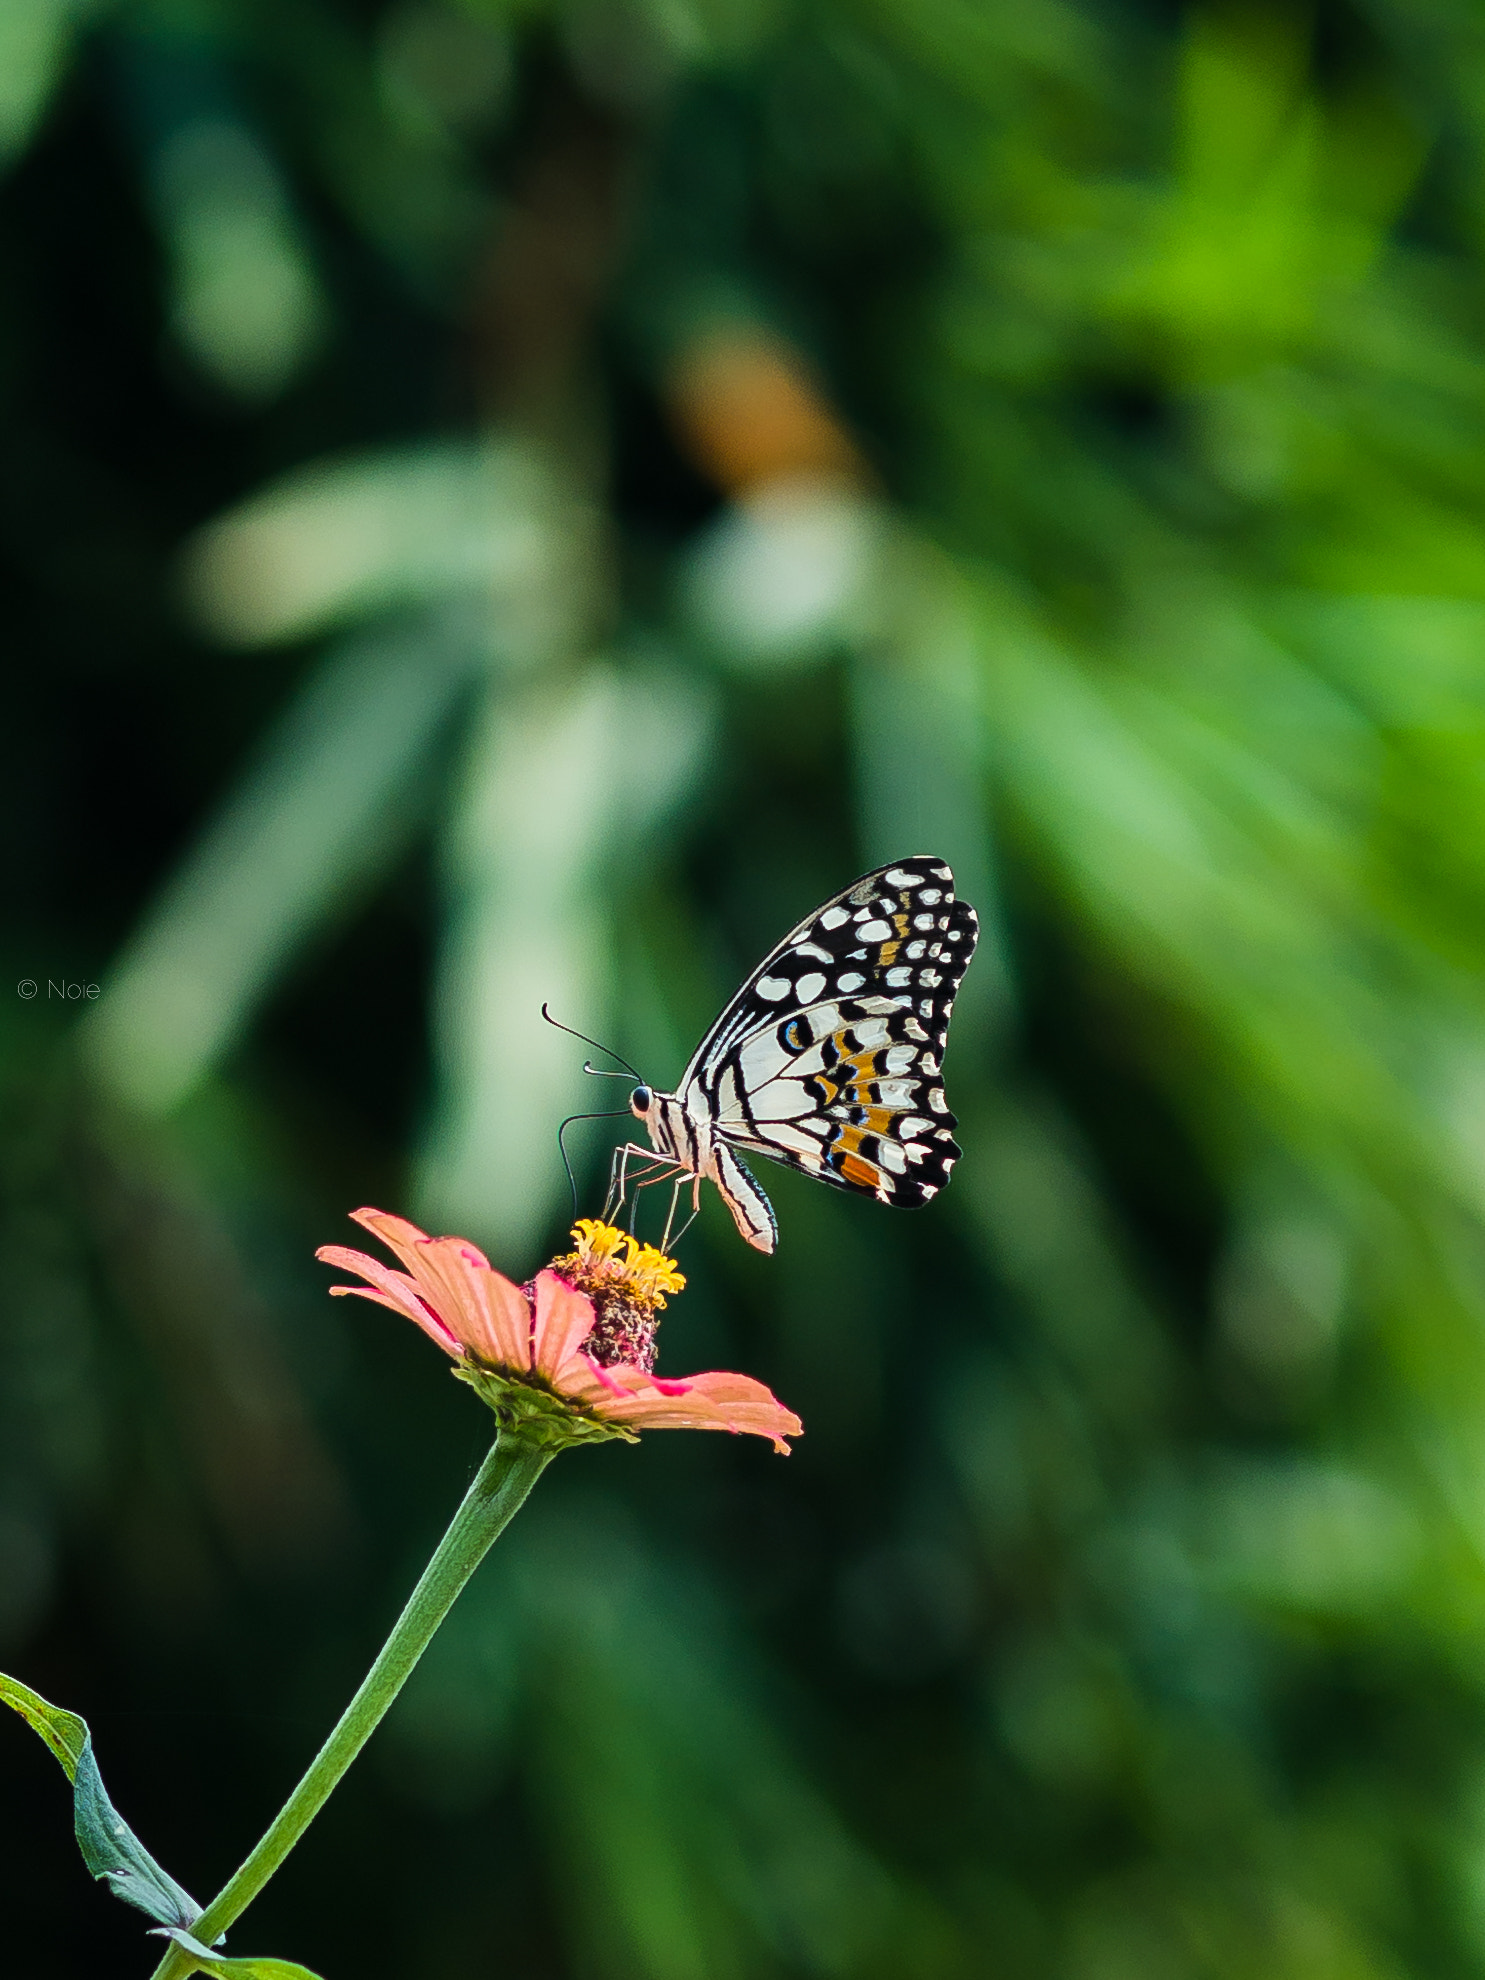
9, 0, 1485, 1974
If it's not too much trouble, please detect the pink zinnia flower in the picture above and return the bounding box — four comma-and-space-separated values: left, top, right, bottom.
317, 1210, 802, 1454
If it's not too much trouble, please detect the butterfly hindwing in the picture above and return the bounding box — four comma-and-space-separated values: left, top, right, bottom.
681, 857, 978, 1209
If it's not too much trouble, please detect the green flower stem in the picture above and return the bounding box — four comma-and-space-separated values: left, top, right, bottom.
147, 1433, 553, 1980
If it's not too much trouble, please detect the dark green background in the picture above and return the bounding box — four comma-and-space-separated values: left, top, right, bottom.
7, 1, 1485, 1974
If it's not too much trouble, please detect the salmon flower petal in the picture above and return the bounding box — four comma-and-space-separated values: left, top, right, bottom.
317, 1210, 802, 1454
346, 1208, 532, 1368
529, 1269, 602, 1378
560, 1359, 802, 1454
316, 1244, 464, 1356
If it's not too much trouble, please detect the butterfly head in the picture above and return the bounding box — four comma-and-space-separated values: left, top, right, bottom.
629, 1084, 653, 1122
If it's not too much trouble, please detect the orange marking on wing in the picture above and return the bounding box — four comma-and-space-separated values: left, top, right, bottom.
892, 913, 910, 936
840, 1152, 880, 1188
878, 941, 901, 965
837, 1050, 884, 1104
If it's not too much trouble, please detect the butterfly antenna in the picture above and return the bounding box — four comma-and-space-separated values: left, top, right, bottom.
556, 1108, 631, 1220
541, 1003, 643, 1081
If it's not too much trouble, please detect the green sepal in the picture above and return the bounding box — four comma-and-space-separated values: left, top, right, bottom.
453, 1360, 638, 1447
153, 1927, 327, 1978
1, 1669, 207, 1932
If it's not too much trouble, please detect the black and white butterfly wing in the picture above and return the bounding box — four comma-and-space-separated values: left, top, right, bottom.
679, 856, 978, 1210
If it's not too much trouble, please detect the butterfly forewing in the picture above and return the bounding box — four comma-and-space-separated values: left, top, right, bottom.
680, 857, 978, 1209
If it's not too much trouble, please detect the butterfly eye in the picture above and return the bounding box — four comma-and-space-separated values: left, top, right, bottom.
630, 1085, 652, 1118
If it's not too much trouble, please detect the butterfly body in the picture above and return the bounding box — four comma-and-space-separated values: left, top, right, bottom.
628, 857, 978, 1253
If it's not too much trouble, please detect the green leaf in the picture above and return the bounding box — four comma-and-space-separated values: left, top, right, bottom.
0, 1669, 205, 1931
0, 1668, 87, 1777
154, 1929, 327, 1980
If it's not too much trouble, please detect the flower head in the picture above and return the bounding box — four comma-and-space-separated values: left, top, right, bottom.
547, 1218, 685, 1372
317, 1209, 801, 1454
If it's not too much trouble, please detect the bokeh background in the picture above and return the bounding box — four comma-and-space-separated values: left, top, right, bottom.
9, 0, 1485, 1974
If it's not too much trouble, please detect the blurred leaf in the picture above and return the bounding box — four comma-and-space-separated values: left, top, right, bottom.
182, 442, 592, 650
682, 480, 886, 667
149, 118, 327, 402
418, 657, 716, 1254
0, 0, 95, 165
404, 1502, 941, 1979
83, 617, 480, 1114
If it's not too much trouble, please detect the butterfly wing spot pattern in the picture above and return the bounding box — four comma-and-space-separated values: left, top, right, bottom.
627, 857, 979, 1253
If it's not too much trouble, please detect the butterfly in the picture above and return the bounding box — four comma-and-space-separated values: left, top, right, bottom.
620, 856, 978, 1253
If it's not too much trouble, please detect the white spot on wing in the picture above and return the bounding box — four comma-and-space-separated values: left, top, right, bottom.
837, 971, 865, 993
757, 975, 792, 1001
749, 1079, 816, 1121
878, 1141, 907, 1174
738, 1030, 800, 1094
820, 906, 850, 929
885, 867, 921, 888
718, 1062, 743, 1120
885, 966, 913, 988
742, 1119, 827, 1159
857, 918, 893, 942
791, 941, 833, 964
795, 971, 827, 1002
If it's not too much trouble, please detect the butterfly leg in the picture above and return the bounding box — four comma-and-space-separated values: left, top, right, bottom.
606, 1142, 664, 1223
664, 1186, 701, 1251
606, 1141, 684, 1231
659, 1175, 687, 1254
627, 1159, 688, 1239
604, 1141, 631, 1223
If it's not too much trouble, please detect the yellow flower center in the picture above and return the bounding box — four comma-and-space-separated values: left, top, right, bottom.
568, 1219, 686, 1307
